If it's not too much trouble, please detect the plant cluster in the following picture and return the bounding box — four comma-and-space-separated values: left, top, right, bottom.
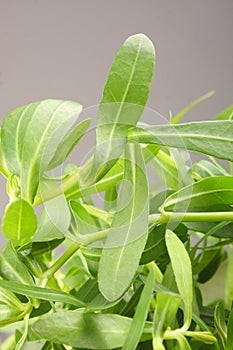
0, 34, 233, 349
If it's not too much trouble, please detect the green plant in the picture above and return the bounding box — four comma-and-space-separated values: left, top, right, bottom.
0, 33, 233, 349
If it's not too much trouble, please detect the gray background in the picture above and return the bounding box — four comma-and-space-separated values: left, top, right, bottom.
0, 0, 232, 236
0, 0, 232, 343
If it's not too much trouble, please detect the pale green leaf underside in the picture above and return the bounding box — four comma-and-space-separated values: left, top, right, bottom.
128, 121, 233, 162
98, 143, 149, 301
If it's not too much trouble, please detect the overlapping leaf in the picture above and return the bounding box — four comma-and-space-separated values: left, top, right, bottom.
33, 310, 152, 349
98, 143, 149, 301
81, 33, 155, 184
1, 99, 82, 203
165, 230, 193, 330
128, 121, 233, 162
163, 176, 233, 211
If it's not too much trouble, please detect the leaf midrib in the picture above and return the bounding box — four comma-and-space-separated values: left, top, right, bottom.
101, 36, 143, 163
24, 101, 68, 198
165, 187, 233, 208
111, 146, 137, 291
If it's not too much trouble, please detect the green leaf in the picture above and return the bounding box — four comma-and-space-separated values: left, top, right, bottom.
0, 242, 35, 285
172, 334, 192, 350
214, 300, 227, 349
2, 102, 41, 176
40, 180, 71, 234
165, 230, 193, 330
0, 128, 10, 178
2, 99, 82, 203
149, 150, 179, 190
163, 176, 233, 211
192, 160, 229, 179
66, 160, 123, 200
2, 199, 37, 244
128, 121, 233, 162
171, 91, 215, 124
32, 310, 152, 349
47, 118, 91, 170
33, 209, 64, 242
81, 33, 155, 184
122, 268, 155, 350
226, 307, 233, 350
21, 340, 46, 350
153, 292, 181, 348
70, 200, 101, 235
0, 280, 85, 308
214, 105, 233, 120
98, 143, 149, 301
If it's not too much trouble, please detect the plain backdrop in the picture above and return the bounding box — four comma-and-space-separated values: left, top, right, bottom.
0, 0, 233, 244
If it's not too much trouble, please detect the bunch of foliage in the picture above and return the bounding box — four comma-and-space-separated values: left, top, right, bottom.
0, 33, 233, 349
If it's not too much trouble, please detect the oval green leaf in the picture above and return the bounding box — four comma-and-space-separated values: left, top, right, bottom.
81, 33, 155, 184
2, 199, 37, 244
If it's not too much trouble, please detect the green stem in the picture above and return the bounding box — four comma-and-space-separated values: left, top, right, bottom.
41, 242, 80, 281
149, 211, 233, 224
34, 170, 80, 205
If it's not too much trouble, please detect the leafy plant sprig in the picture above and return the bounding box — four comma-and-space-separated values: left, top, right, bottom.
0, 33, 233, 349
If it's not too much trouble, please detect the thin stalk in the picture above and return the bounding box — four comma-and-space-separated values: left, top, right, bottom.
34, 170, 80, 205
41, 242, 80, 281
149, 211, 233, 224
